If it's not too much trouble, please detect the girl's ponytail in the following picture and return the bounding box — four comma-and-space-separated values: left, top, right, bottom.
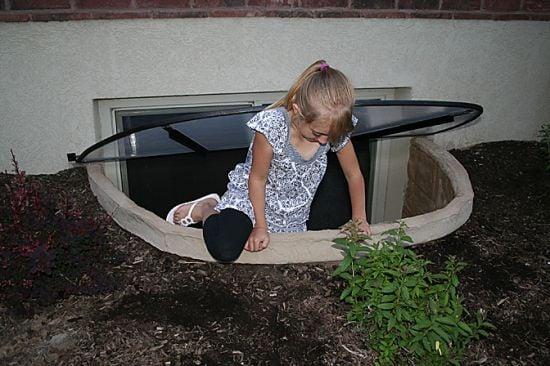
267, 60, 356, 145
267, 60, 329, 110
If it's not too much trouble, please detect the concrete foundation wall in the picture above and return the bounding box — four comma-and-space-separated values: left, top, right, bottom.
1, 18, 549, 174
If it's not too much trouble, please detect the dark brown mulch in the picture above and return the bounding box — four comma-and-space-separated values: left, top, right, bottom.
0, 165, 124, 315
0, 140, 548, 365
415, 141, 550, 365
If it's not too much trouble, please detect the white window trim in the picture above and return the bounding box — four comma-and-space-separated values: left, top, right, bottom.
94, 88, 409, 224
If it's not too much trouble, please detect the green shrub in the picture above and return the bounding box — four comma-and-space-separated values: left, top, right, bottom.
332, 220, 494, 365
539, 123, 550, 171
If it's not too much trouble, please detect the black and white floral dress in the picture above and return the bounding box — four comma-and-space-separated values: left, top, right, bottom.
215, 107, 357, 233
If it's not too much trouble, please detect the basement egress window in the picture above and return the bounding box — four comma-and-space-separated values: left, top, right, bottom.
80, 90, 482, 232
91, 89, 392, 228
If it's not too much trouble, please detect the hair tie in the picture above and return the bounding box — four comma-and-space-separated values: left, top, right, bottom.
319, 62, 329, 72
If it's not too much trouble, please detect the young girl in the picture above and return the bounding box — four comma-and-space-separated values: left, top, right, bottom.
166, 60, 371, 262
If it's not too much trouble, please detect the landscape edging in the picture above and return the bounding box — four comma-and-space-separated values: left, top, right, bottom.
86, 137, 474, 264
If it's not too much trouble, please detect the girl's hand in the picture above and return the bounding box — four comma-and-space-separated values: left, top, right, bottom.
357, 219, 372, 236
245, 227, 270, 252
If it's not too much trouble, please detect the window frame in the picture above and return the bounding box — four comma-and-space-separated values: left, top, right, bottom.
95, 88, 403, 223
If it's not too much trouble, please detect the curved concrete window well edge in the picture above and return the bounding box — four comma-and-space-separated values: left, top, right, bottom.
86, 137, 473, 264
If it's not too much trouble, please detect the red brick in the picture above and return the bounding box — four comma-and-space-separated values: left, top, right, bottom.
31, 11, 156, 21
11, 0, 71, 10
207, 8, 261, 16
247, 0, 298, 6
484, 0, 520, 11
301, 0, 347, 7
64, 11, 96, 19
441, 0, 480, 11
338, 9, 363, 16
263, 8, 314, 16
410, 11, 453, 18
358, 9, 410, 17
529, 13, 550, 19
93, 10, 151, 17
314, 9, 344, 16
492, 13, 531, 20
30, 11, 84, 20
0, 12, 32, 21
351, 0, 394, 9
75, 0, 131, 8
2, 0, 549, 22
452, 12, 493, 19
398, 0, 439, 9
524, 0, 550, 11
193, 0, 244, 7
135, 0, 190, 8
151, 8, 208, 16
28, 10, 152, 20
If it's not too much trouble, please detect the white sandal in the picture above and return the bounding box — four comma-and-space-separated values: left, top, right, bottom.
165, 193, 221, 226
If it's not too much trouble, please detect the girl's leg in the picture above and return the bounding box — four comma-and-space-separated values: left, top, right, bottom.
203, 208, 253, 263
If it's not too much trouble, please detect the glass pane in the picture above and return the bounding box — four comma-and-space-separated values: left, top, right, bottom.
381, 108, 477, 137
172, 112, 256, 151
79, 102, 481, 163
81, 127, 194, 163
352, 104, 470, 137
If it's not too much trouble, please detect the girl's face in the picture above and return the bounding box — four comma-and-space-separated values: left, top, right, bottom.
291, 103, 331, 145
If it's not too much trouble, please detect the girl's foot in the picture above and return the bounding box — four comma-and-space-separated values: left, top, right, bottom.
173, 197, 218, 225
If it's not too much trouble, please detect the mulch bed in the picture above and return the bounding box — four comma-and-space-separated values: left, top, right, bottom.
0, 141, 548, 365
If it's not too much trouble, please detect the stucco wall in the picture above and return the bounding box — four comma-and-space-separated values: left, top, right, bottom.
1, 18, 549, 174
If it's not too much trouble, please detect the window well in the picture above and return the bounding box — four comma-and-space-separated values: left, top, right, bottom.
75, 93, 481, 232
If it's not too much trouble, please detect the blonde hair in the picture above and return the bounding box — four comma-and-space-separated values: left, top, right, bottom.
267, 60, 356, 145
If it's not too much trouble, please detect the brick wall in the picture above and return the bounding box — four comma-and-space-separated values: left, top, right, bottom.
1, 0, 549, 22
402, 139, 455, 218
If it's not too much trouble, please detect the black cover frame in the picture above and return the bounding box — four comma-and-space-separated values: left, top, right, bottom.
71, 100, 482, 163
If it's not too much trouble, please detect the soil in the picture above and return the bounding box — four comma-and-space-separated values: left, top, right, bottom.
0, 141, 548, 365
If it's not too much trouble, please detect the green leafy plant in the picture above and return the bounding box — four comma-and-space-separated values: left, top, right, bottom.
539, 123, 550, 171
333, 220, 494, 365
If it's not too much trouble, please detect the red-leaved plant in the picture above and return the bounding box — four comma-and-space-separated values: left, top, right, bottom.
0, 151, 119, 315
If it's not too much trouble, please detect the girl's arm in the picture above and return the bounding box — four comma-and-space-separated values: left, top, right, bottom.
247, 131, 273, 251
336, 140, 372, 235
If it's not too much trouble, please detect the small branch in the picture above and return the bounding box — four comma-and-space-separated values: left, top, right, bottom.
60, 273, 77, 286
341, 344, 367, 359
